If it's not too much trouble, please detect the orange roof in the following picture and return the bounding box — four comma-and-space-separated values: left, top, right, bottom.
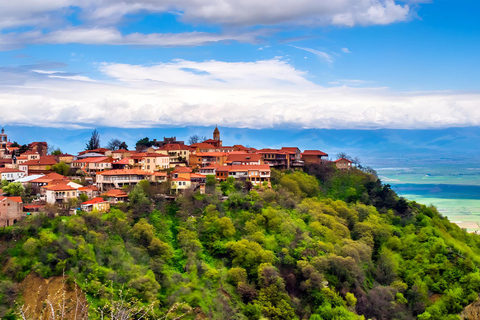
113, 149, 129, 153
0, 168, 24, 173
280, 147, 300, 153
101, 189, 128, 197
97, 169, 152, 176
21, 157, 57, 166
302, 150, 328, 156
30, 172, 67, 183
227, 153, 261, 162
190, 143, 216, 149
144, 153, 169, 157
0, 196, 23, 203
333, 158, 352, 163
113, 158, 131, 165
78, 185, 99, 191
82, 197, 108, 205
194, 152, 226, 157
172, 166, 192, 173
216, 164, 271, 172
190, 173, 206, 179
44, 184, 76, 191
172, 178, 191, 182
21, 151, 39, 155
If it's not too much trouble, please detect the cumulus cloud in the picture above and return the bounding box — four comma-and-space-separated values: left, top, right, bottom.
341, 47, 352, 53
0, 1, 416, 48
0, 59, 479, 130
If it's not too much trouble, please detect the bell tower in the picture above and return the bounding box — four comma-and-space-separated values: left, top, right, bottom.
213, 126, 220, 141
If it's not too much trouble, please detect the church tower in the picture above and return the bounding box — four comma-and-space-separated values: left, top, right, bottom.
213, 126, 220, 141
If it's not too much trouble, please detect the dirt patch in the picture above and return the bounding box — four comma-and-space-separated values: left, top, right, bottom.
460, 296, 480, 320
19, 272, 88, 320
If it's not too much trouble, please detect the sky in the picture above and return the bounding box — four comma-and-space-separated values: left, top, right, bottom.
0, 0, 480, 143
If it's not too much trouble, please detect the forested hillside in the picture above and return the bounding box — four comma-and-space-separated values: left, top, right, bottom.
2, 165, 480, 319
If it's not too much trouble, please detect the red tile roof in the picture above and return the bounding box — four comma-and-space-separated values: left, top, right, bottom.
78, 185, 99, 191
113, 158, 131, 165
97, 169, 152, 176
227, 153, 262, 162
44, 184, 77, 191
194, 152, 226, 157
190, 143, 216, 149
172, 166, 192, 173
21, 157, 57, 166
333, 158, 352, 163
302, 150, 328, 156
0, 196, 23, 203
82, 197, 108, 205
0, 168, 24, 173
102, 189, 128, 197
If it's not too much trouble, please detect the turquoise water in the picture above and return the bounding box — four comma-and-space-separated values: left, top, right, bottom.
369, 157, 480, 231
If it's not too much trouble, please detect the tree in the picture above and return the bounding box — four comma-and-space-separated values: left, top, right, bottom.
119, 141, 128, 150
85, 129, 100, 150
336, 152, 352, 160
52, 162, 70, 176
107, 138, 127, 151
135, 137, 154, 151
48, 145, 62, 155
188, 135, 207, 145
3, 182, 25, 196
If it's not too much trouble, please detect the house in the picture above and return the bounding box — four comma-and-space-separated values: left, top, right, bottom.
111, 149, 131, 159
171, 166, 192, 180
258, 149, 289, 169
0, 196, 24, 227
58, 154, 75, 164
157, 144, 192, 165
78, 185, 100, 199
0, 168, 26, 182
301, 150, 328, 165
280, 147, 304, 168
189, 152, 228, 167
71, 157, 113, 175
21, 151, 40, 161
142, 153, 170, 172
101, 189, 129, 203
81, 197, 110, 212
199, 164, 220, 176
189, 143, 218, 153
216, 164, 271, 185
334, 158, 352, 171
112, 158, 133, 170
18, 156, 58, 175
28, 172, 68, 194
96, 169, 153, 191
78, 148, 112, 157
226, 152, 262, 165
171, 177, 192, 192
28, 142, 48, 156
43, 183, 79, 204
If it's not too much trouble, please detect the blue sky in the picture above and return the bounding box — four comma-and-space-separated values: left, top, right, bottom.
0, 0, 479, 147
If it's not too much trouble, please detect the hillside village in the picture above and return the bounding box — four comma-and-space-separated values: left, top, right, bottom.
0, 127, 353, 227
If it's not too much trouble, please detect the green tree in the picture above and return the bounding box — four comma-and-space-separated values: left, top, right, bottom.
85, 129, 100, 150
3, 182, 25, 196
52, 161, 70, 176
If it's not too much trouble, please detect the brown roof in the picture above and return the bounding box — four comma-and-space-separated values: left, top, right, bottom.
0, 168, 24, 173
302, 150, 328, 156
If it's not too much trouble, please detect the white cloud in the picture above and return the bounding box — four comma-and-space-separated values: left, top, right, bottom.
341, 47, 351, 53
0, 1, 415, 48
0, 28, 266, 50
0, 58, 479, 130
291, 46, 334, 64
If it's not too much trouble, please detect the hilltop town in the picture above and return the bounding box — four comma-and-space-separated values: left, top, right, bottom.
0, 127, 353, 227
